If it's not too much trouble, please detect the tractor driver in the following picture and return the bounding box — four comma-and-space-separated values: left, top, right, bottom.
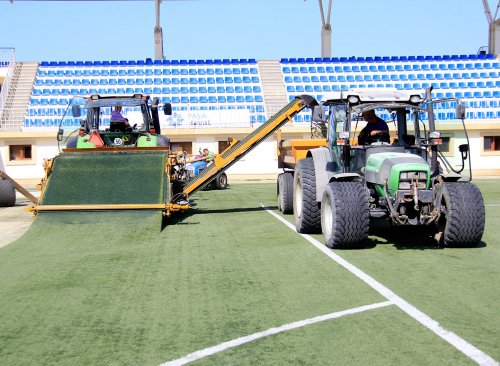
109, 105, 127, 132
110, 105, 126, 122
357, 109, 390, 145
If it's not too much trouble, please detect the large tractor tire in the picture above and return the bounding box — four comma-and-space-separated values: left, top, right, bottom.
277, 172, 293, 214
293, 158, 321, 233
214, 172, 228, 190
439, 182, 485, 247
0, 180, 16, 207
321, 182, 370, 249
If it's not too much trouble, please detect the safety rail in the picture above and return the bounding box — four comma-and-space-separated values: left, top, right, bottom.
0, 48, 16, 125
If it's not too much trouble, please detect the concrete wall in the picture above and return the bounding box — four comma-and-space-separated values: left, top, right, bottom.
0, 126, 498, 183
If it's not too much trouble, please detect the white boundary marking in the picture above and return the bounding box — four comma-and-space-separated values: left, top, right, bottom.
263, 207, 499, 366
160, 301, 393, 366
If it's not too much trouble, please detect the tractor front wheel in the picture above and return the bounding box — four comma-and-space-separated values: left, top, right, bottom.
321, 181, 369, 249
439, 182, 485, 247
293, 158, 321, 233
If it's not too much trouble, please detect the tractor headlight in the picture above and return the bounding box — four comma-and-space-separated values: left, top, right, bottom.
429, 131, 441, 138
399, 181, 411, 190
338, 131, 350, 139
410, 95, 423, 103
347, 95, 360, 104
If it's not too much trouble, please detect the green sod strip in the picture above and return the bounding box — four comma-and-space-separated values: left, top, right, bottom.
0, 185, 383, 365
40, 151, 168, 205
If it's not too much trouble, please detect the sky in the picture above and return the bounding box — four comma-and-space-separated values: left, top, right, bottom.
0, 0, 496, 62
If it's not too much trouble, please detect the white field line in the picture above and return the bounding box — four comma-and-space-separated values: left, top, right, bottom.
160, 301, 393, 366
263, 206, 499, 366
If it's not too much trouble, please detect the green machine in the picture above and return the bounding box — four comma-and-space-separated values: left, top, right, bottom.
285, 88, 485, 248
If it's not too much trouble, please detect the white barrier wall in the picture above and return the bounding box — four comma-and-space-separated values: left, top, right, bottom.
0, 131, 499, 181
0, 136, 59, 180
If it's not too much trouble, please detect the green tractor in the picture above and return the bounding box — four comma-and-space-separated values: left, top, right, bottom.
289, 88, 484, 248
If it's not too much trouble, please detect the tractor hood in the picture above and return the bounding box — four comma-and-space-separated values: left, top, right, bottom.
364, 151, 430, 195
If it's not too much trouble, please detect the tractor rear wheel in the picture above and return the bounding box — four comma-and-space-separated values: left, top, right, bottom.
277, 172, 293, 214
321, 182, 369, 249
439, 182, 485, 247
214, 172, 228, 190
0, 180, 16, 207
293, 158, 321, 233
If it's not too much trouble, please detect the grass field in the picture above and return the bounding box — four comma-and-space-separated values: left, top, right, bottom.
0, 180, 499, 365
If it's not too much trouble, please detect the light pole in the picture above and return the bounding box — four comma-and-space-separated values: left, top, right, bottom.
482, 0, 500, 55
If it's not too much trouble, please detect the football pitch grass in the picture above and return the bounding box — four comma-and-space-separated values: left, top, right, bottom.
0, 180, 499, 365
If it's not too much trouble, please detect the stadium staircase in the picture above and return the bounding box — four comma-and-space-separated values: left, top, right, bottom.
0, 62, 37, 129
257, 60, 288, 118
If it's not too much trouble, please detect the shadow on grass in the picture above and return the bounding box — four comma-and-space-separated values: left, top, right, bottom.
162, 204, 268, 229
368, 219, 487, 250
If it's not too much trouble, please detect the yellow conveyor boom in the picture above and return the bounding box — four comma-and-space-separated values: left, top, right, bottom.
176, 95, 317, 202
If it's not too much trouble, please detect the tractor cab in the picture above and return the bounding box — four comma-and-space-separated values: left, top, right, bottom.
57, 94, 171, 150
314, 88, 470, 180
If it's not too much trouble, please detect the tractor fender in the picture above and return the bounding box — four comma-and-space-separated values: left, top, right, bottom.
437, 173, 462, 182
306, 147, 336, 202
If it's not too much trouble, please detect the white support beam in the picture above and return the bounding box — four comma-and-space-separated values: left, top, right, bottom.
317, 0, 332, 58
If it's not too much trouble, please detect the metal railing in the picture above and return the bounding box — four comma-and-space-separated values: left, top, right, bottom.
1, 108, 28, 130
0, 48, 16, 123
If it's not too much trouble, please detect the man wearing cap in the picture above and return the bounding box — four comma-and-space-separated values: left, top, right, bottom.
357, 109, 389, 145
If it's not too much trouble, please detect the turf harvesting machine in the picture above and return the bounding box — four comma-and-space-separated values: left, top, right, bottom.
21, 93, 318, 217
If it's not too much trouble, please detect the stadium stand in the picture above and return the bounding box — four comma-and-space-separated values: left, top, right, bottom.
26, 58, 266, 127
281, 53, 499, 122
13, 53, 500, 128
